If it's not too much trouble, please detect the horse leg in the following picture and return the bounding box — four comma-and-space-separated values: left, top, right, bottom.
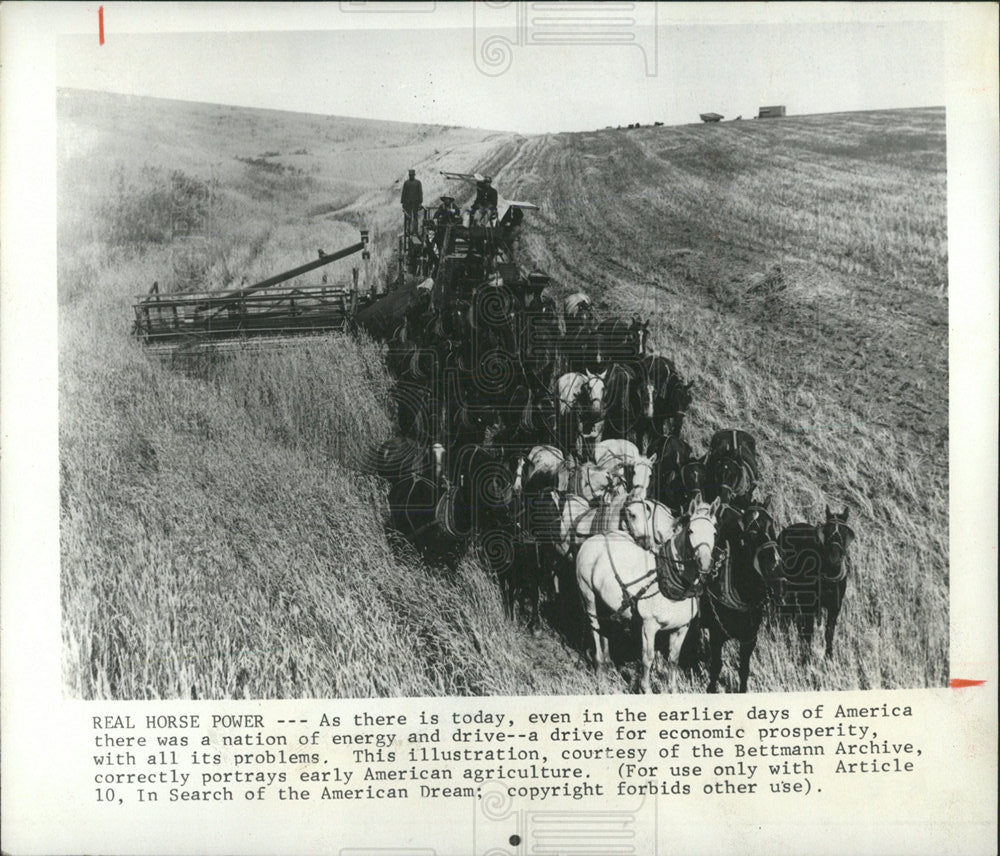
666, 621, 691, 666
599, 629, 611, 666
578, 583, 605, 669
640, 621, 657, 693
737, 636, 756, 693
551, 547, 563, 595
796, 613, 815, 661
707, 628, 724, 693
522, 543, 539, 634
824, 584, 845, 659
637, 421, 654, 456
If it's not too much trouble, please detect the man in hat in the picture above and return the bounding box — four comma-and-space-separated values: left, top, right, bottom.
400, 169, 423, 237
432, 195, 462, 250
471, 175, 498, 226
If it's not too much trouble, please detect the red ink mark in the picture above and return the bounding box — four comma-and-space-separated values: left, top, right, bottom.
949, 679, 986, 688
99, 7, 104, 45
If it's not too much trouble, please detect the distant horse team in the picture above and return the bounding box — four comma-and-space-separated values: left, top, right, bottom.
370, 277, 855, 693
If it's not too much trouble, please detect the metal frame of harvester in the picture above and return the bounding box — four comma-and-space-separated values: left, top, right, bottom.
131, 230, 374, 348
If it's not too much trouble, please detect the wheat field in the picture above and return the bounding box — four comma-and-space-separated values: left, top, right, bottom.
58, 90, 948, 698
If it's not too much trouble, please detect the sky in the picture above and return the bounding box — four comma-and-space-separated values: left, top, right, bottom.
54, 4, 948, 134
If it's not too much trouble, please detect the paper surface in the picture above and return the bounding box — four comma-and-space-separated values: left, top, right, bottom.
1, 3, 996, 854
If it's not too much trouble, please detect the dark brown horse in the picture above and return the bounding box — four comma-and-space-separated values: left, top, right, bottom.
700, 498, 783, 692
638, 354, 693, 445
521, 299, 565, 393
595, 316, 647, 367
387, 442, 450, 538
704, 429, 759, 505
649, 434, 695, 512
775, 507, 855, 659
562, 295, 597, 372
600, 362, 645, 444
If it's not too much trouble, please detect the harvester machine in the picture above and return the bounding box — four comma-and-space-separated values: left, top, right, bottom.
132, 230, 375, 348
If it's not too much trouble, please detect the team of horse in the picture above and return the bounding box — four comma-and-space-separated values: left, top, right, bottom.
371, 279, 856, 693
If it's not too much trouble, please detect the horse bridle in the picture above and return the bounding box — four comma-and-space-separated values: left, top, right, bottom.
705, 507, 779, 615
622, 498, 668, 547
744, 509, 781, 585
685, 510, 719, 565
823, 520, 855, 583
581, 374, 605, 413
653, 509, 722, 602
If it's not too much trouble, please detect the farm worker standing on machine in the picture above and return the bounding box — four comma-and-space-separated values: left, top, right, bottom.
471, 176, 498, 226
432, 196, 462, 249
401, 169, 423, 238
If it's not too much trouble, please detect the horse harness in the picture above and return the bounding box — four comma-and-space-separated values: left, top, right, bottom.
599, 510, 718, 624
822, 520, 855, 584
657, 510, 723, 600
703, 508, 781, 636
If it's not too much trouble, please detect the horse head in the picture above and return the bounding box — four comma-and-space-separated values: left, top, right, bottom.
659, 435, 692, 470
582, 369, 607, 414
623, 498, 677, 551
715, 500, 745, 541
462, 445, 514, 515
578, 461, 615, 500
678, 494, 721, 576
713, 457, 746, 504
629, 316, 652, 357
641, 373, 657, 420
817, 506, 854, 581
627, 452, 657, 501
511, 454, 526, 496
513, 385, 536, 431
664, 377, 694, 436
679, 459, 708, 504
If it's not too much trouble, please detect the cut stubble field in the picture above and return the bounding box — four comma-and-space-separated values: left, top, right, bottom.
58, 90, 948, 698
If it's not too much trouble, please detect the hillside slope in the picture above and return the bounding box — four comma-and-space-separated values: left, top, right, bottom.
58, 92, 948, 697
486, 109, 949, 691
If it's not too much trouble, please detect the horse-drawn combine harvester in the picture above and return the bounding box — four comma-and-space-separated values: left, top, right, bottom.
130, 168, 855, 693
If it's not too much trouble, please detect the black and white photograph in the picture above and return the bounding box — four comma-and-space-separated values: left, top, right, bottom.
52, 6, 956, 699
1, 3, 996, 855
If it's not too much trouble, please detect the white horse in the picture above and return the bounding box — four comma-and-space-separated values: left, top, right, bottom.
556, 370, 606, 457
576, 496, 721, 693
594, 438, 658, 501
622, 498, 679, 552
523, 445, 615, 502
557, 370, 606, 417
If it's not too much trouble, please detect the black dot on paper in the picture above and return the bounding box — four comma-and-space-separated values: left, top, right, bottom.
509, 834, 521, 846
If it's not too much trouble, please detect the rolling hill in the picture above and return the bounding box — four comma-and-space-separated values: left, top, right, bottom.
58, 89, 948, 698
